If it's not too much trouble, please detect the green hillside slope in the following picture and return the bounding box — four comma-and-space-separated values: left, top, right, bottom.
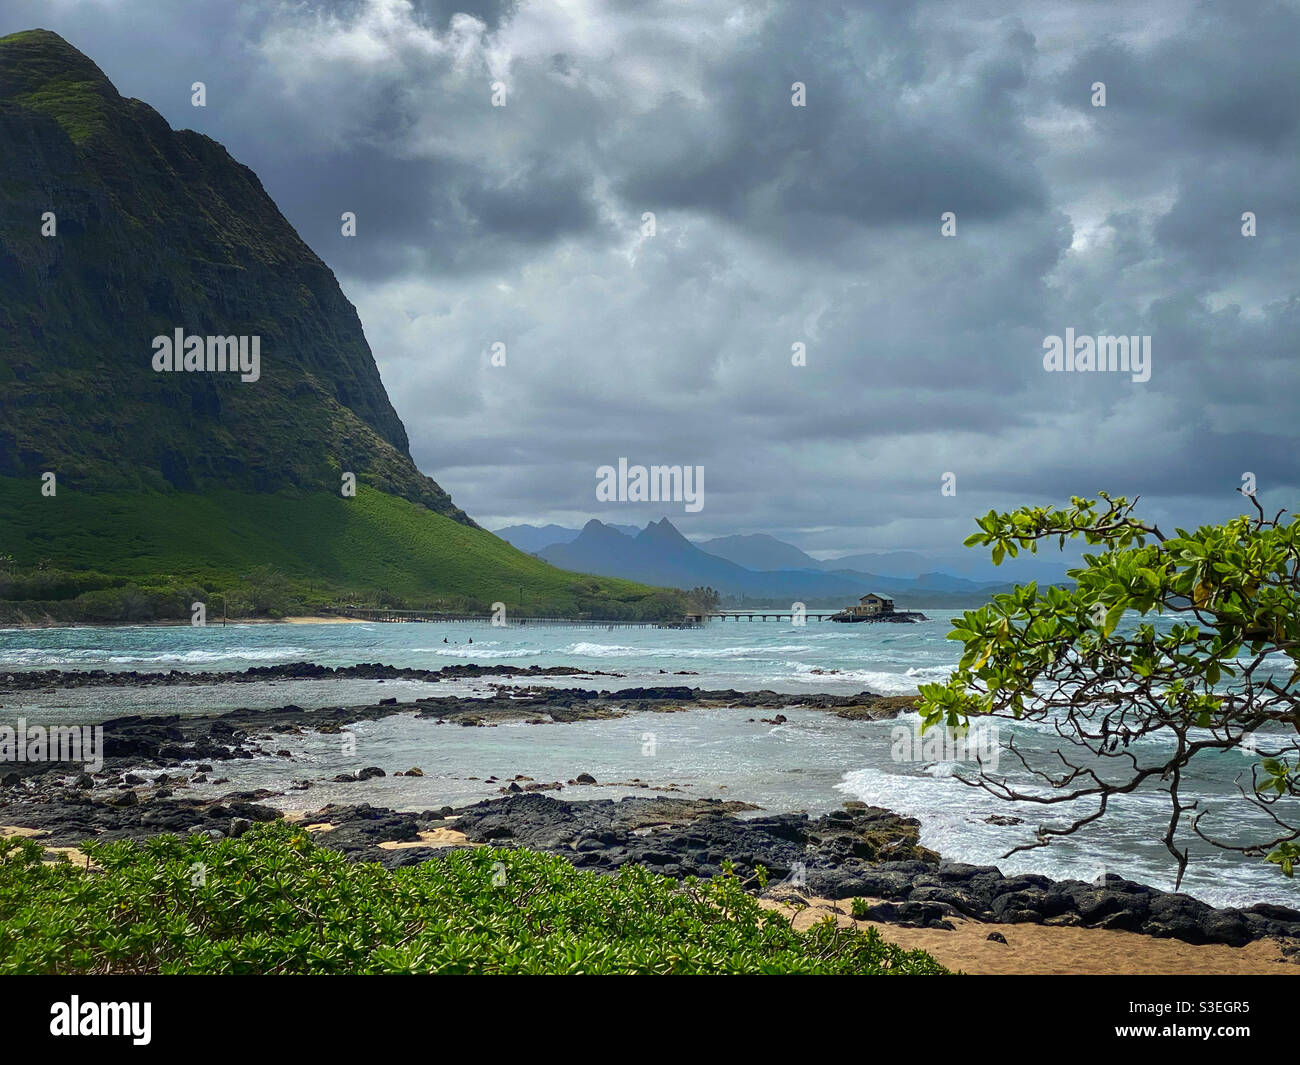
0, 478, 677, 621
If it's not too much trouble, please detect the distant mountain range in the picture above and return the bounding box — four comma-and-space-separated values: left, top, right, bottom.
501, 519, 1056, 607
494, 522, 642, 554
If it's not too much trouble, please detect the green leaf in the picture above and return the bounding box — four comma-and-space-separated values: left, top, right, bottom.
1101, 602, 1126, 637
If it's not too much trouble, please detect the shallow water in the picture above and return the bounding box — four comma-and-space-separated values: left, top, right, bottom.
1, 617, 1296, 909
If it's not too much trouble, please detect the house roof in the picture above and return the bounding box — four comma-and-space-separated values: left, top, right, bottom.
859, 593, 893, 602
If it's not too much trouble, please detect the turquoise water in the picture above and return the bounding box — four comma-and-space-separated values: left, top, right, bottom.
0, 616, 963, 694
1, 617, 1296, 909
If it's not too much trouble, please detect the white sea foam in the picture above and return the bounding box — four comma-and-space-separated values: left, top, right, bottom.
412, 646, 544, 659
562, 641, 813, 659
4, 646, 315, 666
771, 662, 955, 694
109, 647, 312, 664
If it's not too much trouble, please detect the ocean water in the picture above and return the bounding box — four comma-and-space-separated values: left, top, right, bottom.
0, 617, 959, 693
1, 616, 1296, 909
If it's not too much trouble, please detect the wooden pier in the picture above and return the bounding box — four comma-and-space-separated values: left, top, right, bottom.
689, 609, 927, 623
688, 610, 842, 622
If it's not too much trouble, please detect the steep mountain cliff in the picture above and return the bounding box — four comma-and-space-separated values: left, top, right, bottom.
0, 30, 676, 620
0, 28, 464, 518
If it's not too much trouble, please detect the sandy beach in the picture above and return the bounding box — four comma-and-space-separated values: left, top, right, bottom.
1, 614, 365, 630
763, 895, 1299, 975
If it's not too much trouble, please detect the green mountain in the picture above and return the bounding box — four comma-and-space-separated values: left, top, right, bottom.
0, 29, 674, 621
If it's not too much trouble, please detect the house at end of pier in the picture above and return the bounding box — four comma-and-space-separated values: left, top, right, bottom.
846, 593, 894, 617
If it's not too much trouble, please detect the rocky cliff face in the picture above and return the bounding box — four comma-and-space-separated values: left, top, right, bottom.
0, 29, 470, 523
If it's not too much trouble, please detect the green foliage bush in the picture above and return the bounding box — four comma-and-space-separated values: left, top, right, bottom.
0, 824, 947, 975
234, 564, 301, 617
0, 568, 121, 602
918, 492, 1300, 881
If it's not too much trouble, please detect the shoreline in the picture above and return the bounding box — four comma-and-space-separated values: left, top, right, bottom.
0, 614, 367, 631
6, 780, 1299, 973
2, 666, 1299, 963
9, 810, 1292, 975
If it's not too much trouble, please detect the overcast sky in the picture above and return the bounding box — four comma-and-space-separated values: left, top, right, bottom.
7, 0, 1296, 572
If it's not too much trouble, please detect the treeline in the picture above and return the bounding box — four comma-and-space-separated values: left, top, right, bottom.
0, 563, 692, 624
0, 565, 307, 624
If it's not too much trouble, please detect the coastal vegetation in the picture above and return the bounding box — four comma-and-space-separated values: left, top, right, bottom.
918, 492, 1300, 885
0, 824, 947, 975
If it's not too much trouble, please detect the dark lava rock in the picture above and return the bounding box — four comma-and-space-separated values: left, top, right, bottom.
448, 793, 934, 894
858, 900, 956, 930
225, 801, 279, 822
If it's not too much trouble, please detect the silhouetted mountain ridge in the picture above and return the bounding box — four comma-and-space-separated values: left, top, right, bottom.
538, 518, 1027, 606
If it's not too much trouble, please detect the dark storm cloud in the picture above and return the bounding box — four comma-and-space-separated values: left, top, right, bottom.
1052, 2, 1300, 150
458, 156, 601, 243
407, 0, 519, 32
308, 0, 520, 32
1048, 1, 1300, 298
608, 5, 1047, 245
3, 0, 1296, 564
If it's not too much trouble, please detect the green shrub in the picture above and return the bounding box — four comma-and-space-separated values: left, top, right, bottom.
0, 824, 947, 975
71, 583, 155, 622
237, 564, 300, 617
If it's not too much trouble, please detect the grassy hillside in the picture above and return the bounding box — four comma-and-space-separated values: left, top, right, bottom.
0, 479, 679, 621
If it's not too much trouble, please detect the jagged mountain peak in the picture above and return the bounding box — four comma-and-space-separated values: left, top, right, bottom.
638, 516, 689, 542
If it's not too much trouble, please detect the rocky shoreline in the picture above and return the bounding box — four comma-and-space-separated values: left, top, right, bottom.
0, 661, 628, 690
2, 669, 1299, 954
